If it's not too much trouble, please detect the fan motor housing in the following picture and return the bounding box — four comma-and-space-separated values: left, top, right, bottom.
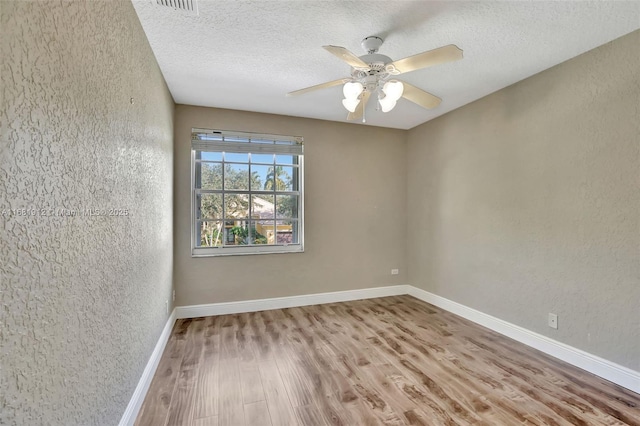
359, 53, 392, 69
361, 36, 384, 53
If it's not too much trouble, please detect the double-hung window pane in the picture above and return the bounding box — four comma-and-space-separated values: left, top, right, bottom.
192, 129, 304, 256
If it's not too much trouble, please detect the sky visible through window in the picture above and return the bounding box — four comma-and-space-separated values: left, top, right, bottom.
199, 152, 295, 191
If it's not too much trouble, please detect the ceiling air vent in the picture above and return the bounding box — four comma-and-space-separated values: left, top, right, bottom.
153, 0, 198, 15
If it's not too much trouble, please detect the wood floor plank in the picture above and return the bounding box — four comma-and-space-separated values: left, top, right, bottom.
355, 302, 508, 421
274, 341, 315, 408
219, 314, 239, 360
166, 368, 197, 426
193, 360, 219, 420
311, 344, 382, 426
240, 364, 265, 404
320, 308, 440, 425
191, 415, 218, 426
193, 316, 221, 419
294, 403, 330, 426
244, 400, 271, 426
246, 310, 272, 360
218, 357, 245, 425
258, 357, 299, 426
136, 296, 640, 426
181, 317, 206, 371
165, 319, 204, 426
397, 297, 638, 425
134, 322, 187, 426
235, 313, 267, 405
354, 300, 554, 425
283, 333, 356, 424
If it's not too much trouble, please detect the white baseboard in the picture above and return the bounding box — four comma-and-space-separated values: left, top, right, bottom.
175, 284, 410, 319
407, 286, 640, 394
119, 308, 177, 426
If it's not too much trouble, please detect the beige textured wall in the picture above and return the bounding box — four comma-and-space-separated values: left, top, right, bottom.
1, 1, 174, 425
407, 31, 640, 370
174, 105, 406, 306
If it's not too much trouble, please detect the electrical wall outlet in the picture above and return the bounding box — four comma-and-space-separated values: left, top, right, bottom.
548, 313, 558, 329
391, 269, 399, 275
172, 290, 176, 302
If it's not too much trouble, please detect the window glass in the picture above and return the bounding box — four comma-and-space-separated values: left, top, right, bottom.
197, 194, 222, 219
224, 152, 249, 163
197, 220, 224, 247
200, 152, 222, 161
224, 193, 249, 219
275, 154, 294, 165
252, 194, 275, 219
195, 162, 222, 190
276, 195, 298, 218
251, 153, 275, 164
224, 164, 249, 190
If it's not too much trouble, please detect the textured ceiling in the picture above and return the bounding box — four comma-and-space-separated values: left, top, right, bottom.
132, 1, 639, 130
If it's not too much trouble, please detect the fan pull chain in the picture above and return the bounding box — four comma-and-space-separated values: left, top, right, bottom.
362, 101, 366, 123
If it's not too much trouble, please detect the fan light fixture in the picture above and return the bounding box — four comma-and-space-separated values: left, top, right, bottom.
343, 81, 364, 99
383, 80, 404, 101
378, 80, 404, 113
342, 79, 404, 113
378, 96, 396, 113
342, 82, 363, 112
342, 97, 360, 113
287, 36, 462, 122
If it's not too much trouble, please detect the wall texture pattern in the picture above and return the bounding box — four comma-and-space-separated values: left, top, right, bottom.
1, 1, 174, 425
407, 31, 639, 371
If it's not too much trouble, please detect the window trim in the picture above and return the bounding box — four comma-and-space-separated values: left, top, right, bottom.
190, 129, 304, 257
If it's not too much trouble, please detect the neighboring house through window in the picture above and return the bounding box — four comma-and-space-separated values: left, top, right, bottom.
191, 128, 304, 256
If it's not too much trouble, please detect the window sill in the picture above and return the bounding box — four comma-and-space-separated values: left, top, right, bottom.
191, 245, 304, 257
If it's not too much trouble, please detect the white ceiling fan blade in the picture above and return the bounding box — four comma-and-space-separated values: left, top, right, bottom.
401, 82, 442, 109
287, 78, 350, 97
388, 45, 463, 75
323, 45, 370, 70
347, 91, 371, 121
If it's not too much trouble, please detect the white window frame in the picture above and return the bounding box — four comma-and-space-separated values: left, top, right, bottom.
191, 128, 304, 257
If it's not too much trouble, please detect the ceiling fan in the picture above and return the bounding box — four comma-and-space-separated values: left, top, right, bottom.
287, 36, 463, 122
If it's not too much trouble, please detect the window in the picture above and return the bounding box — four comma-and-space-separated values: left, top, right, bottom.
191, 128, 304, 256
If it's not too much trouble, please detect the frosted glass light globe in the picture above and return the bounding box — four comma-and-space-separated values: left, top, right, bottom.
342, 98, 360, 112
343, 81, 364, 99
383, 80, 404, 101
379, 96, 397, 113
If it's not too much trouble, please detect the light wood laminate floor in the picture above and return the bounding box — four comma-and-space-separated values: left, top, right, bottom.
135, 296, 640, 425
